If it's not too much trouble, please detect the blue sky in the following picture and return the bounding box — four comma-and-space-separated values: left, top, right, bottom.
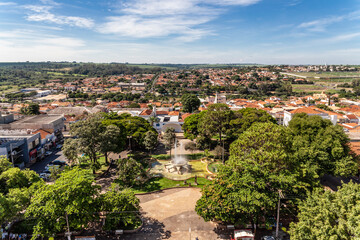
0, 0, 360, 64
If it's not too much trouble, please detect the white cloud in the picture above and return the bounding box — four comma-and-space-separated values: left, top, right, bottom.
24, 4, 94, 28
0, 2, 16, 6
327, 32, 360, 42
100, 0, 260, 41
37, 37, 86, 48
120, 0, 210, 16
99, 15, 213, 38
287, 0, 302, 6
39, 0, 60, 6
0, 29, 91, 62
298, 16, 344, 32
203, 0, 261, 6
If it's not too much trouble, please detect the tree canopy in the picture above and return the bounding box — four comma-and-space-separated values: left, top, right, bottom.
199, 103, 233, 144
20, 103, 40, 115
288, 113, 358, 184
196, 114, 359, 229
196, 122, 299, 227
25, 168, 141, 238
229, 108, 277, 140
102, 112, 157, 149
182, 111, 207, 140
143, 130, 158, 153
290, 181, 360, 240
181, 94, 201, 113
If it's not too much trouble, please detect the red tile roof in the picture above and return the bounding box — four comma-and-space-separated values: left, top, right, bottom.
156, 111, 169, 115
181, 113, 192, 121
290, 107, 321, 115
168, 111, 180, 116
139, 109, 153, 116
346, 114, 358, 120
32, 129, 52, 140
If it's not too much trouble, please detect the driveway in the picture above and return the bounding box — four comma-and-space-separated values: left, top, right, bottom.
29, 150, 66, 173
121, 188, 232, 240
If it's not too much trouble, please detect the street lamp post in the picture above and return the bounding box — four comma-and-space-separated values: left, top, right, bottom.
10, 143, 14, 167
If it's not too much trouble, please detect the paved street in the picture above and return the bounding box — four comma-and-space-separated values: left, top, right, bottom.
29, 150, 66, 173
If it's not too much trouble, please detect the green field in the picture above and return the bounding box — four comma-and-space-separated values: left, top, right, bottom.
127, 64, 178, 70
0, 85, 19, 94
286, 72, 360, 79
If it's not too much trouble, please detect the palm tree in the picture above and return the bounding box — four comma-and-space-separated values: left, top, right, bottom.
148, 116, 159, 126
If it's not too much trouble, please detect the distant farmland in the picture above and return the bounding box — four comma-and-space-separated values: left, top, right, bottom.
282, 71, 360, 79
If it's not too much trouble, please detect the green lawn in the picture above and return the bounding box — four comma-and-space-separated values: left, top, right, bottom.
131, 177, 212, 194
208, 162, 222, 174
78, 155, 109, 175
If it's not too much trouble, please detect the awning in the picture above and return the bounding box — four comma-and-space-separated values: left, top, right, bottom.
29, 149, 37, 156
234, 230, 254, 239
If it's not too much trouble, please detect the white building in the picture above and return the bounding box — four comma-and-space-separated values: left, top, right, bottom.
283, 107, 337, 126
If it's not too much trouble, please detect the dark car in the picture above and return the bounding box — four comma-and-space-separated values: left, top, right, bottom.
51, 160, 67, 166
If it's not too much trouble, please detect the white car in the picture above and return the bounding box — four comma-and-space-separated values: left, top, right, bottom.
39, 170, 51, 180
45, 151, 53, 157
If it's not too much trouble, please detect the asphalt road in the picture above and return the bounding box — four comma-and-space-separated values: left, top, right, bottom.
29, 150, 66, 173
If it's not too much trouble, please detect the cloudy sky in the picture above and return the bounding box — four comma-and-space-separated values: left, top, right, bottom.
0, 0, 360, 64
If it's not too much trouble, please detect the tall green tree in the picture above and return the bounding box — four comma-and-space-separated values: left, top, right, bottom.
0, 168, 41, 194
290, 181, 360, 240
163, 127, 176, 157
25, 168, 99, 239
99, 124, 126, 164
229, 108, 277, 140
117, 158, 148, 187
148, 116, 159, 126
199, 104, 233, 144
102, 113, 156, 149
143, 130, 158, 153
288, 113, 358, 185
62, 138, 79, 165
182, 111, 207, 140
0, 155, 11, 174
20, 103, 40, 115
181, 94, 201, 113
99, 186, 140, 231
196, 122, 300, 228
70, 113, 105, 173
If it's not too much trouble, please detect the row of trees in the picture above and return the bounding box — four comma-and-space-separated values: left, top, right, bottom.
195, 113, 359, 237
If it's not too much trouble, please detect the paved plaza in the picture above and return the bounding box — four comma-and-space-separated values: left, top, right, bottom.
121, 188, 231, 240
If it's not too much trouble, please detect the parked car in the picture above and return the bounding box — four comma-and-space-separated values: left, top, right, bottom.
261, 236, 275, 240
56, 144, 63, 150
39, 170, 51, 180
45, 151, 53, 157
51, 160, 67, 166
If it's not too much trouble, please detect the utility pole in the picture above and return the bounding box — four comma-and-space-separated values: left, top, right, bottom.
10, 143, 14, 167
276, 190, 284, 240
65, 213, 71, 240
